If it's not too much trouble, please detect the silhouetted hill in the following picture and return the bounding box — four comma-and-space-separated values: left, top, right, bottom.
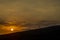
0, 25, 60, 40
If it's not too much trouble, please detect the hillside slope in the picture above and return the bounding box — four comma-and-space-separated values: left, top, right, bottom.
0, 25, 60, 40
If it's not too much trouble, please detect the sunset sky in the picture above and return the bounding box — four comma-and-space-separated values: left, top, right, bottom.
0, 0, 60, 35
0, 0, 60, 24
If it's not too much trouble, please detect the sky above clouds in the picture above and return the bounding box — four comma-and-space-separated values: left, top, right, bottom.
0, 0, 60, 28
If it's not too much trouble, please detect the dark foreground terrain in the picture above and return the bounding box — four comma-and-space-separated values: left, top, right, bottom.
0, 25, 60, 40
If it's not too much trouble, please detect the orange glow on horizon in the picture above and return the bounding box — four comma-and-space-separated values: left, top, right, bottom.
0, 25, 28, 35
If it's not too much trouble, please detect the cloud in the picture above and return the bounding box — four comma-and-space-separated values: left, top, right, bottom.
0, 0, 60, 28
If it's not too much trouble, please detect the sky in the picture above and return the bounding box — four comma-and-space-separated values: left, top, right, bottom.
0, 0, 60, 35
0, 0, 60, 22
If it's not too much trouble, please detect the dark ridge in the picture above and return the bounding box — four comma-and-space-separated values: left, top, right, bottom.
0, 25, 60, 40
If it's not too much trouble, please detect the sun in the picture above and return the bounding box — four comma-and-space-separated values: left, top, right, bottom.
11, 28, 14, 31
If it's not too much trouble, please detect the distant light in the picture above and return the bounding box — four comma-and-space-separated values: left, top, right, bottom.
11, 28, 14, 31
